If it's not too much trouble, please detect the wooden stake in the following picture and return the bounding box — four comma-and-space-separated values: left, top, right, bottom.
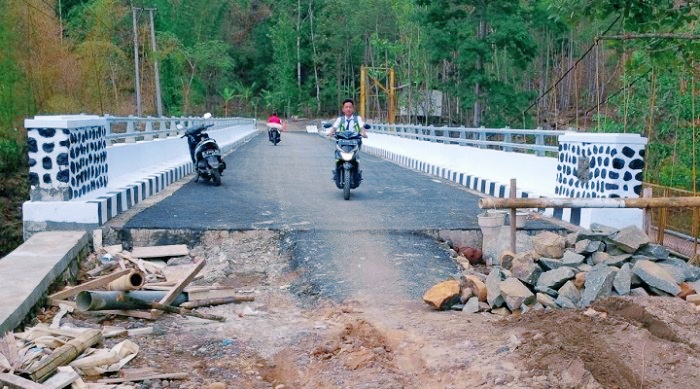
509, 178, 516, 253
152, 259, 205, 318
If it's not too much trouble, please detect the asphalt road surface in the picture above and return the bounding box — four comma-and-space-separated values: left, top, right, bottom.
124, 131, 498, 301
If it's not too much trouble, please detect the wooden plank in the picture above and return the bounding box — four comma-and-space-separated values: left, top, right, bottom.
0, 373, 49, 389
186, 288, 248, 301
49, 269, 131, 301
97, 372, 189, 384
152, 259, 205, 318
131, 245, 189, 259
42, 366, 80, 389
84, 310, 154, 320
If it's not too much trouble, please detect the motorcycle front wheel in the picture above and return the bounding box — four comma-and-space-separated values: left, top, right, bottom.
211, 169, 221, 186
343, 168, 351, 200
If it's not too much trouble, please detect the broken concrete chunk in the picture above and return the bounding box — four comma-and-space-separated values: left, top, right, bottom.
537, 257, 565, 271
557, 280, 581, 305
462, 275, 488, 302
486, 268, 505, 308
590, 251, 611, 266
580, 264, 617, 307
608, 226, 650, 254
422, 279, 461, 310
613, 263, 632, 296
555, 295, 577, 309
537, 267, 576, 290
659, 258, 700, 282
632, 260, 681, 296
636, 243, 670, 260
462, 297, 480, 313
562, 251, 586, 267
510, 252, 542, 285
536, 292, 558, 309
630, 287, 649, 297
533, 231, 566, 259
604, 254, 631, 267
499, 278, 535, 311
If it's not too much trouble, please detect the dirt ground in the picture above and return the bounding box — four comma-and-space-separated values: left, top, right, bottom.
51, 229, 700, 389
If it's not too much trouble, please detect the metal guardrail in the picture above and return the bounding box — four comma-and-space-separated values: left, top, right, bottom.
371, 123, 566, 157
104, 116, 255, 144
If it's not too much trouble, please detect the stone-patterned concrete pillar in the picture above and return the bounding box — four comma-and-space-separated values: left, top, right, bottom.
555, 133, 648, 228
25, 115, 109, 201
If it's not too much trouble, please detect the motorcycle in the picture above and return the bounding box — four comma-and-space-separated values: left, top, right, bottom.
323, 122, 370, 200
266, 122, 282, 145
179, 113, 226, 186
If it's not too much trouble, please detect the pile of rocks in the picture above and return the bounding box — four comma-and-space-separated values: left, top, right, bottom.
424, 224, 700, 314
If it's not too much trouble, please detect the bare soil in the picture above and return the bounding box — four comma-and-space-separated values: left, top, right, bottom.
55, 229, 700, 389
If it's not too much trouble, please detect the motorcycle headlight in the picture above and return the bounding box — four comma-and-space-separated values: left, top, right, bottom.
340, 151, 354, 161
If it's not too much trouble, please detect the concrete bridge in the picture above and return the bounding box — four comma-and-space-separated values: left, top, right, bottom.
0, 114, 649, 333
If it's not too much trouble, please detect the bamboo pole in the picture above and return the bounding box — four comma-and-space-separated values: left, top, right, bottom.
180, 295, 255, 309
107, 270, 145, 291
26, 329, 102, 382
479, 196, 700, 210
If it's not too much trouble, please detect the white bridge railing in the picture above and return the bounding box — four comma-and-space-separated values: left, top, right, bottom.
104, 116, 255, 144
371, 123, 566, 157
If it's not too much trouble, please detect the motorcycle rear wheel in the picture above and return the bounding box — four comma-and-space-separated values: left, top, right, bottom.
211, 169, 221, 186
343, 168, 351, 200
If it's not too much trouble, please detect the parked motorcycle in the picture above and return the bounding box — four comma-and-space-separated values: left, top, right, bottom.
323, 122, 370, 200
267, 122, 282, 145
180, 113, 226, 186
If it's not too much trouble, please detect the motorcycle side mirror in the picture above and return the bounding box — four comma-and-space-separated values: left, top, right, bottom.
203, 112, 212, 119
322, 122, 332, 129
363, 124, 371, 130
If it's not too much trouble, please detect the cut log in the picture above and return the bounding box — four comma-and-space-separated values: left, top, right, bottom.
131, 245, 189, 259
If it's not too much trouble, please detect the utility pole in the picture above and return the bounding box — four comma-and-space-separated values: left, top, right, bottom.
131, 6, 142, 117
146, 8, 163, 117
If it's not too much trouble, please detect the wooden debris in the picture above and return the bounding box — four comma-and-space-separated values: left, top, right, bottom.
97, 371, 189, 384
180, 295, 254, 309
86, 261, 117, 277
0, 372, 49, 389
26, 329, 102, 382
151, 259, 206, 319
186, 288, 250, 301
49, 269, 131, 302
131, 244, 189, 259
41, 366, 80, 389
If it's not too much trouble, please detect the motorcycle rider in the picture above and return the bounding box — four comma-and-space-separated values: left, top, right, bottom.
267, 111, 282, 142
326, 98, 368, 183
326, 98, 368, 139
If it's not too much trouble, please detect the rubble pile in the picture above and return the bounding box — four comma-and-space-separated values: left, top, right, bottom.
0, 243, 253, 388
425, 224, 700, 314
